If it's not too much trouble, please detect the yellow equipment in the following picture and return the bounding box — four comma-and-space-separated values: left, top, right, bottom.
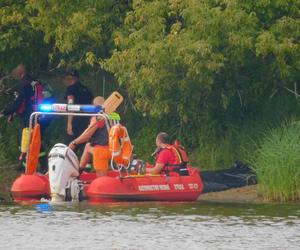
21, 128, 30, 153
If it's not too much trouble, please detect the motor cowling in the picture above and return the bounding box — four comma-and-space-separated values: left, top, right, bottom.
48, 143, 80, 202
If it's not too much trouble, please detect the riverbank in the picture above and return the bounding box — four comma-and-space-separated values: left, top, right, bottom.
199, 185, 263, 203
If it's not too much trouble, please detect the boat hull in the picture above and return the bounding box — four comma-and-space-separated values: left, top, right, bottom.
87, 170, 203, 202
11, 168, 203, 202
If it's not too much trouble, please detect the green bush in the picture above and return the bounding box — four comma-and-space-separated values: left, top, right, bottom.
189, 124, 259, 170
252, 121, 300, 202
0, 118, 19, 164
131, 125, 157, 163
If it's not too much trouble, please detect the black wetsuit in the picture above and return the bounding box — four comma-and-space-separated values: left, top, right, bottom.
3, 75, 34, 144
64, 81, 93, 144
3, 75, 34, 124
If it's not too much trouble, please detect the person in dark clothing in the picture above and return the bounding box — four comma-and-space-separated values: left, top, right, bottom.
2, 64, 34, 146
1, 64, 51, 173
64, 70, 93, 145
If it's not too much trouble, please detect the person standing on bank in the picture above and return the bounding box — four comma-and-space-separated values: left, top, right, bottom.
2, 64, 40, 171
64, 70, 93, 146
2, 64, 34, 132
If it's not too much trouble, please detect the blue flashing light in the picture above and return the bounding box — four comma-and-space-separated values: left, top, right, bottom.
38, 104, 53, 112
80, 105, 102, 113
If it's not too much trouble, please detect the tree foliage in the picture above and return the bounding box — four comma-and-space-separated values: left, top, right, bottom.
27, 0, 130, 68
0, 0, 48, 72
1, 0, 300, 165
0, 0, 130, 72
104, 0, 300, 145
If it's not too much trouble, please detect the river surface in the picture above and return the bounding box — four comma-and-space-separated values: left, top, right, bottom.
0, 201, 299, 250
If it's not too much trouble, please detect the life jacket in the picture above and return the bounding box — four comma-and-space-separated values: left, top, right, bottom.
109, 124, 133, 166
163, 144, 189, 175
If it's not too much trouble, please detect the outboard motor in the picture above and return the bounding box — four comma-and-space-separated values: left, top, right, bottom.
48, 143, 81, 202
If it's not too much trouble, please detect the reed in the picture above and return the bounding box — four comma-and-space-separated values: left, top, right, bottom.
252, 121, 300, 202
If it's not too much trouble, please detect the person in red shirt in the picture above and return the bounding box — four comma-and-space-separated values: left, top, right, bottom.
146, 132, 177, 175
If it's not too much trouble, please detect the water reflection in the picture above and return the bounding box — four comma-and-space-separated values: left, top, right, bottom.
0, 201, 299, 250
35, 203, 53, 213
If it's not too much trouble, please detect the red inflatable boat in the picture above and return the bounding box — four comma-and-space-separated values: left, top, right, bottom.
11, 167, 203, 202
10, 102, 203, 203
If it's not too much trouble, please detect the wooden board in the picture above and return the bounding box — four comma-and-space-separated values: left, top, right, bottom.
103, 91, 123, 114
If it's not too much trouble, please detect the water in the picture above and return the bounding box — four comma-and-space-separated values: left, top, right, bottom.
0, 201, 299, 250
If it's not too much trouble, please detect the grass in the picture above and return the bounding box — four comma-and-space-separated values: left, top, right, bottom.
0, 165, 19, 201
189, 122, 264, 170
251, 121, 300, 202
0, 118, 19, 165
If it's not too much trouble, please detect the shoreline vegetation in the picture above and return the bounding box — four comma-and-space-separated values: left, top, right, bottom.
1, 1, 300, 203
251, 121, 300, 202
0, 165, 19, 201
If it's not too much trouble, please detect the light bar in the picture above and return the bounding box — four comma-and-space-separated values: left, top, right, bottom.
38, 103, 103, 113
39, 104, 52, 112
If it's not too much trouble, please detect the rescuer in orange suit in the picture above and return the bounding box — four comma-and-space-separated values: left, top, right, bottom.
68, 96, 111, 177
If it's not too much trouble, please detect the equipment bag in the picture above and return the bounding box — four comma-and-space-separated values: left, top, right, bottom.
31, 80, 54, 111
